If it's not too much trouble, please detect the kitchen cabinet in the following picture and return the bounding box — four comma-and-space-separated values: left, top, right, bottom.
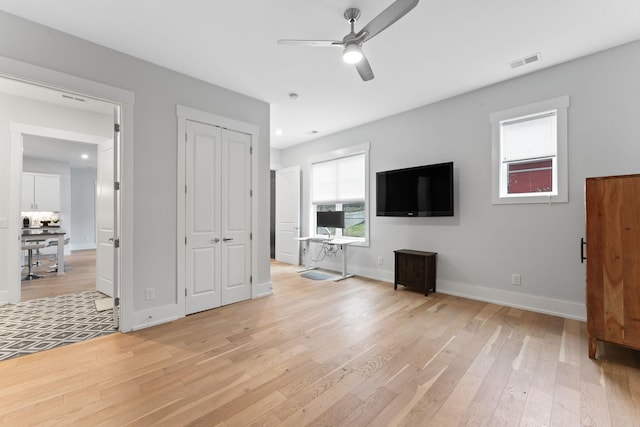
22, 173, 60, 212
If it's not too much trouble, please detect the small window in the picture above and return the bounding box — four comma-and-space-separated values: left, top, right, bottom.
491, 96, 569, 204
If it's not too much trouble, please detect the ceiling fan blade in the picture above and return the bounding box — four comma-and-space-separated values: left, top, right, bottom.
355, 55, 374, 81
356, 0, 419, 43
277, 39, 343, 47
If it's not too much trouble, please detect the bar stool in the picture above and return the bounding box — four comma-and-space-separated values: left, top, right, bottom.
21, 242, 46, 280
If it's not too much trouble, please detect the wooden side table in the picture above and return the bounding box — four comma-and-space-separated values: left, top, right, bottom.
394, 249, 437, 296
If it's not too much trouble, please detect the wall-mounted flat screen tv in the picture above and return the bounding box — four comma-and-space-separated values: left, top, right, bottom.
376, 162, 454, 217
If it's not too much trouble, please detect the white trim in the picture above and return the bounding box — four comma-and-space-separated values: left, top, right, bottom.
131, 304, 182, 331
253, 281, 273, 299
71, 243, 97, 251
347, 266, 586, 321
491, 95, 570, 205
490, 96, 569, 123
176, 105, 260, 316
436, 279, 586, 321
0, 56, 135, 331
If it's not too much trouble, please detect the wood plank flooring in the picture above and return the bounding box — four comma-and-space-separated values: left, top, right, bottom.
1, 260, 639, 426
21, 249, 96, 301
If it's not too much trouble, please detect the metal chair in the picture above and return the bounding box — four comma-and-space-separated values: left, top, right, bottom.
21, 242, 46, 280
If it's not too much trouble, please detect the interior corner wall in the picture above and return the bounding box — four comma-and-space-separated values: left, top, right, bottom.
70, 167, 97, 250
0, 11, 271, 325
279, 39, 640, 321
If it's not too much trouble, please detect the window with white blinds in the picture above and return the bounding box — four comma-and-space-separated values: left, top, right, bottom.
490, 95, 569, 204
309, 146, 369, 242
311, 154, 365, 204
500, 111, 557, 163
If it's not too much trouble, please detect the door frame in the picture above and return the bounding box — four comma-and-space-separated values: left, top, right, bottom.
176, 105, 260, 315
0, 56, 135, 332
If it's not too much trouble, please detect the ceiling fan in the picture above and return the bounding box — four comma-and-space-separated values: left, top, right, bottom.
277, 0, 420, 81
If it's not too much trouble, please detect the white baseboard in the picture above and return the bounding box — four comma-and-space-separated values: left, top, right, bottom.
130, 304, 183, 331
254, 281, 273, 298
130, 284, 274, 331
436, 279, 586, 321
71, 243, 96, 251
316, 262, 586, 321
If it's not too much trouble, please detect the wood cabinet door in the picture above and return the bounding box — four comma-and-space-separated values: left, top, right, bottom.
586, 175, 640, 348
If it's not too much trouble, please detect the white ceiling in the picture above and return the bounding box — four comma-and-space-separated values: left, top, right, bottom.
0, 76, 110, 168
1, 0, 640, 149
23, 135, 98, 169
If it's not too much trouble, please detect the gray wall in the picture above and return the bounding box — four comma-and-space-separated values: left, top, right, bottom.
0, 11, 271, 324
279, 39, 640, 320
70, 167, 96, 250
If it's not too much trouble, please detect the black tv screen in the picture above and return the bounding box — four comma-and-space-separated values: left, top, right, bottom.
376, 162, 454, 217
317, 210, 345, 228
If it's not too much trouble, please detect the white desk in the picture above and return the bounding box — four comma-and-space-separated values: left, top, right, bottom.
295, 236, 360, 281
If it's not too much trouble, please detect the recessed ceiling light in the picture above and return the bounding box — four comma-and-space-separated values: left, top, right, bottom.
81, 154, 89, 159
275, 129, 283, 136
289, 93, 299, 100
310, 130, 319, 134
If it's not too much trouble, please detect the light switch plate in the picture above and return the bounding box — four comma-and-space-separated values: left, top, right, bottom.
0, 218, 6, 228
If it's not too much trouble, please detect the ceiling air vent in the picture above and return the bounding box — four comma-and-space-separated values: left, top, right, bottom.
510, 53, 541, 69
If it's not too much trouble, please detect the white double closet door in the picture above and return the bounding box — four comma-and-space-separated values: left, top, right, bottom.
185, 120, 252, 315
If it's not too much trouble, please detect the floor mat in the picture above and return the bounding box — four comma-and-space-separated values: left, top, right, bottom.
301, 271, 334, 280
0, 291, 115, 361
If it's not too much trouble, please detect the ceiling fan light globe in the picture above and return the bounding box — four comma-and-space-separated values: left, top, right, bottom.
343, 44, 363, 64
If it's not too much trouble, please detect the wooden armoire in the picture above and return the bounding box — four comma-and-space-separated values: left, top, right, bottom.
585, 174, 640, 359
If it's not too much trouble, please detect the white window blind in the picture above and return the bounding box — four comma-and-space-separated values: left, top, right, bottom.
312, 153, 365, 204
501, 111, 557, 162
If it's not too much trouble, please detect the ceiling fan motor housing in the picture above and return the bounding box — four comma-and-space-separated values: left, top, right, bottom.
344, 8, 361, 23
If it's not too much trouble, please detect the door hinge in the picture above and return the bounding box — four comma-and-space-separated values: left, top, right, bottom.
249, 190, 253, 197
250, 233, 252, 240
185, 288, 187, 297
114, 181, 120, 191
185, 132, 188, 142
250, 275, 252, 284
185, 237, 187, 245
114, 297, 120, 307
114, 238, 120, 248
114, 123, 120, 133
185, 185, 187, 194
250, 147, 253, 155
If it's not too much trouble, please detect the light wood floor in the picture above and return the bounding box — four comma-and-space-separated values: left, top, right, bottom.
21, 249, 96, 301
1, 261, 639, 426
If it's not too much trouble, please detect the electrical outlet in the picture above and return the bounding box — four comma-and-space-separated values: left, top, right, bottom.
145, 287, 155, 300
377, 256, 383, 265
511, 274, 522, 286
0, 218, 6, 228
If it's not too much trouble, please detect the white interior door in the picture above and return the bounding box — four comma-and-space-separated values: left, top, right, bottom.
185, 121, 222, 314
184, 122, 252, 314
221, 129, 252, 305
96, 138, 114, 297
275, 166, 301, 265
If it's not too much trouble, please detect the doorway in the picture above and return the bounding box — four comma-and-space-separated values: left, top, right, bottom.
0, 75, 124, 352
